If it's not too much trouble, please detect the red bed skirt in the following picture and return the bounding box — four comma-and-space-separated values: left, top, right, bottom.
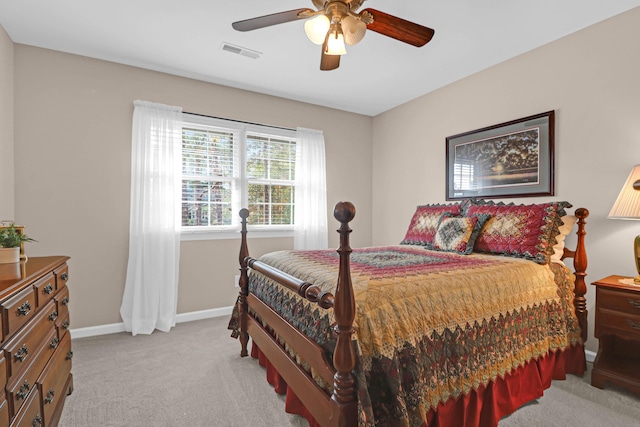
250, 342, 586, 427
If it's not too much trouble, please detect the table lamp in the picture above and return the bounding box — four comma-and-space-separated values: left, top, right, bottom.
608, 164, 640, 283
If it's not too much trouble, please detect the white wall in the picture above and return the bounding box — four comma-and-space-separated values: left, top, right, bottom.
372, 7, 640, 353
0, 24, 13, 221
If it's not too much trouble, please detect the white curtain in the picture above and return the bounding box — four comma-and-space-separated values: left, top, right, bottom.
294, 128, 328, 250
120, 101, 183, 335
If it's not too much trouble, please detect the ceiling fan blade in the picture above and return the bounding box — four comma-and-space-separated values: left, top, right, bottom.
320, 52, 340, 71
320, 44, 340, 71
361, 8, 435, 47
232, 8, 314, 32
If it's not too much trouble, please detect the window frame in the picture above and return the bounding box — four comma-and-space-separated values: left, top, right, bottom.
180, 114, 297, 241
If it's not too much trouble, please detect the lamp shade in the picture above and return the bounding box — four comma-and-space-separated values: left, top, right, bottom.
304, 15, 331, 45
342, 15, 366, 46
608, 165, 640, 220
326, 28, 347, 55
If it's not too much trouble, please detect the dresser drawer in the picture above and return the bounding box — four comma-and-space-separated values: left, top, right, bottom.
4, 301, 57, 382
597, 287, 640, 316
10, 387, 42, 427
1, 287, 36, 339
597, 308, 640, 338
32, 273, 56, 310
39, 333, 72, 426
53, 264, 68, 291
55, 312, 70, 341
7, 328, 57, 418
54, 287, 69, 324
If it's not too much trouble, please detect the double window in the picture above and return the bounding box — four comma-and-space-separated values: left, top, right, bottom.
181, 114, 297, 238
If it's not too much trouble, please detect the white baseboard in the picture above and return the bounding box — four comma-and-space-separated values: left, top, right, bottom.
69, 305, 234, 339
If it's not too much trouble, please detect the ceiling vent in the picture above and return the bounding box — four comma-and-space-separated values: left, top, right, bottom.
220, 42, 261, 59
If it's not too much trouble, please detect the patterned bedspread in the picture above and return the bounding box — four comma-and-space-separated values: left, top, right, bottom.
239, 245, 582, 427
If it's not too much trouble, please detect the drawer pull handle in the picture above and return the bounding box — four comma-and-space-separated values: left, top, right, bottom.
63, 320, 70, 330
17, 300, 32, 316
50, 337, 60, 349
60, 272, 68, 281
49, 310, 58, 321
32, 413, 43, 427
43, 284, 54, 295
14, 344, 29, 362
629, 299, 640, 309
627, 319, 640, 330
17, 380, 30, 400
61, 296, 69, 306
66, 350, 74, 360
44, 388, 55, 404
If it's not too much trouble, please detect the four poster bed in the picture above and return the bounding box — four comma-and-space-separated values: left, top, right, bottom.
228, 199, 589, 427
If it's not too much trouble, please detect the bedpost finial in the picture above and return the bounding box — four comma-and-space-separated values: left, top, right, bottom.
334, 201, 356, 223
575, 207, 589, 219
239, 208, 250, 220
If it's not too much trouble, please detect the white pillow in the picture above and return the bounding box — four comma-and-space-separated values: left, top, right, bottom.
550, 215, 577, 264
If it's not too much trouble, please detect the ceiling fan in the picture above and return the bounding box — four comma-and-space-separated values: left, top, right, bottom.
232, 0, 435, 71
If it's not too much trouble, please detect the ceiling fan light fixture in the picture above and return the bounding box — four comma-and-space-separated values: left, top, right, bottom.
304, 14, 331, 45
326, 28, 347, 55
341, 15, 366, 46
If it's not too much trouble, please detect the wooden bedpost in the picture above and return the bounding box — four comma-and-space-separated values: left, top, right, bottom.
330, 201, 358, 427
238, 208, 250, 357
573, 208, 589, 344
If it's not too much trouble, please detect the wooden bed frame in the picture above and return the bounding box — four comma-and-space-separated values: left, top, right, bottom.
235, 201, 589, 427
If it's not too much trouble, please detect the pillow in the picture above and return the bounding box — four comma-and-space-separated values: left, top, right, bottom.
550, 215, 577, 264
432, 213, 491, 255
466, 200, 572, 264
401, 203, 462, 248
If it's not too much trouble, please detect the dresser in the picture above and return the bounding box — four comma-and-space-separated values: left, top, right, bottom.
591, 275, 640, 395
0, 256, 73, 427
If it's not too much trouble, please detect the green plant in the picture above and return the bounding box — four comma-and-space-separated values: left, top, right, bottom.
0, 224, 36, 248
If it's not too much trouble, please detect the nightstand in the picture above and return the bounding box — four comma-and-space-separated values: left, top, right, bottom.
591, 275, 640, 395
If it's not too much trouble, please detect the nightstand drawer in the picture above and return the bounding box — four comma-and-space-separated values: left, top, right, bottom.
597, 287, 640, 316
598, 308, 640, 337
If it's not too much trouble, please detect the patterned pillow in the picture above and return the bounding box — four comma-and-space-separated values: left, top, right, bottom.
433, 213, 491, 254
466, 201, 572, 264
401, 203, 462, 248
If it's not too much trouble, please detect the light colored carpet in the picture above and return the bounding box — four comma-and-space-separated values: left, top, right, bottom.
58, 316, 640, 427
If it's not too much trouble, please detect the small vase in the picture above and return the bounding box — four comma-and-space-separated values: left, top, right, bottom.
0, 247, 20, 264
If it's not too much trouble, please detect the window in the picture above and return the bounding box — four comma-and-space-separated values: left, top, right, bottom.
181, 114, 297, 238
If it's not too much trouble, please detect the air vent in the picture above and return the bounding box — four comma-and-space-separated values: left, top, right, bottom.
221, 42, 261, 59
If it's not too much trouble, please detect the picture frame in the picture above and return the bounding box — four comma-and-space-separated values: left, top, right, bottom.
445, 111, 554, 200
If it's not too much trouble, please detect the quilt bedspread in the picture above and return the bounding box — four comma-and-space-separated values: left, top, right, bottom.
240, 245, 582, 426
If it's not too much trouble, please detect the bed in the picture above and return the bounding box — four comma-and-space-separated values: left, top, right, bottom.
228, 199, 589, 427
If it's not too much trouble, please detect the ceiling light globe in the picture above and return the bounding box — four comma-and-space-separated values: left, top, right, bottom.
326, 32, 347, 55
342, 15, 366, 46
304, 15, 331, 45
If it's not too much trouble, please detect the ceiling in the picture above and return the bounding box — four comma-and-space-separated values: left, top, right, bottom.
2, 1, 640, 116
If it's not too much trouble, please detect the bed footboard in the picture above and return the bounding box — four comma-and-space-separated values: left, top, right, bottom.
236, 202, 359, 427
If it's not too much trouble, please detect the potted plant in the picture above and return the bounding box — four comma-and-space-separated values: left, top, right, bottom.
0, 223, 35, 263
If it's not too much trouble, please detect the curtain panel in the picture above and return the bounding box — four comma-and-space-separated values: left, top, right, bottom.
294, 127, 328, 250
120, 101, 183, 335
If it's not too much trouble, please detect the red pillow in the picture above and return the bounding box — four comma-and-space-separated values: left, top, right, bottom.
401, 203, 462, 248
466, 201, 572, 264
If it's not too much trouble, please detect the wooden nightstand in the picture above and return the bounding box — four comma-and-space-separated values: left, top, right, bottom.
591, 275, 640, 394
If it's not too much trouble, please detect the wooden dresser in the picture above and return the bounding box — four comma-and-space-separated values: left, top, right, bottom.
0, 256, 73, 427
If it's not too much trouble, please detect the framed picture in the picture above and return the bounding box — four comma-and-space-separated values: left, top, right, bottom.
446, 111, 554, 200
